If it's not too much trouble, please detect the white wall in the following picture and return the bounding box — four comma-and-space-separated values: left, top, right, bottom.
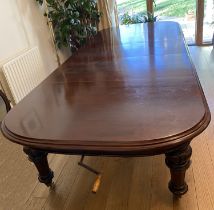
0, 0, 71, 98
0, 0, 29, 65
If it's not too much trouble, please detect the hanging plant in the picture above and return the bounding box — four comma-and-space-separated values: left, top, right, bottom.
35, 0, 101, 52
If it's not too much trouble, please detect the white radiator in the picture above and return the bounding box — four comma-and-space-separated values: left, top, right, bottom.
2, 47, 46, 104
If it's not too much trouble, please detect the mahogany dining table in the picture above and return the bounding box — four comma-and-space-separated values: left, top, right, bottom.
1, 21, 211, 196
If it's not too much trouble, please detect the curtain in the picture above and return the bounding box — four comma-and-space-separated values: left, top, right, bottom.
97, 0, 119, 31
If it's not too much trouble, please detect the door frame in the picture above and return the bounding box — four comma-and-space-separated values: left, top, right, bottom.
147, 0, 205, 45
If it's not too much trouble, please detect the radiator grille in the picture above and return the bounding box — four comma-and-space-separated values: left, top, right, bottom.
2, 47, 46, 103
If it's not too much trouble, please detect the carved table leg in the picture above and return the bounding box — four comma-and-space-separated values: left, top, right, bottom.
165, 143, 192, 196
23, 147, 54, 186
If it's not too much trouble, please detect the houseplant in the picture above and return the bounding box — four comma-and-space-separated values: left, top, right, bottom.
120, 0, 157, 25
35, 0, 101, 52
120, 12, 157, 25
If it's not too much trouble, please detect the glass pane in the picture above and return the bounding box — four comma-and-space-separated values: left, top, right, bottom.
154, 0, 196, 44
116, 0, 147, 24
203, 0, 214, 43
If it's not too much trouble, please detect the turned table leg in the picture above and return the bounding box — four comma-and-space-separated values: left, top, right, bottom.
165, 143, 192, 196
23, 147, 54, 186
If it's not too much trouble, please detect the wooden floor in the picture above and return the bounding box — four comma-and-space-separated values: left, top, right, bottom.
1, 46, 214, 210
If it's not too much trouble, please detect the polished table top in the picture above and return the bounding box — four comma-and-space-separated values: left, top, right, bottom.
2, 22, 210, 155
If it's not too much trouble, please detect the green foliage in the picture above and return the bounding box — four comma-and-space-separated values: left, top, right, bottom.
36, 0, 43, 4
143, 12, 157, 22
155, 0, 196, 17
120, 12, 157, 25
120, 0, 157, 25
117, 0, 195, 18
120, 12, 137, 25
35, 0, 101, 52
